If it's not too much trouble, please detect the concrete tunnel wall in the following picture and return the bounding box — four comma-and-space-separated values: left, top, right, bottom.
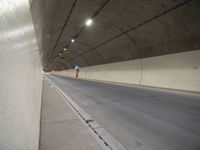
52, 50, 200, 92
0, 0, 42, 150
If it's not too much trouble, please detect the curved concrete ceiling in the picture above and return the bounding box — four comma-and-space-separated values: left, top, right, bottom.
30, 0, 200, 71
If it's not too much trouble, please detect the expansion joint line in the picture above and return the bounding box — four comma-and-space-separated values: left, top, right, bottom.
51, 0, 113, 69
69, 0, 193, 62
47, 0, 78, 67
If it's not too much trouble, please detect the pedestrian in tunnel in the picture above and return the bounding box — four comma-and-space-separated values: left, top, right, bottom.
75, 65, 80, 78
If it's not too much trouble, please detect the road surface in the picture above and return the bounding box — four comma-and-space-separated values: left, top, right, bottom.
48, 75, 200, 150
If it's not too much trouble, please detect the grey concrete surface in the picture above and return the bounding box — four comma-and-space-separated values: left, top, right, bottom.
40, 77, 103, 150
52, 50, 200, 92
48, 75, 200, 150
0, 0, 42, 150
31, 0, 200, 71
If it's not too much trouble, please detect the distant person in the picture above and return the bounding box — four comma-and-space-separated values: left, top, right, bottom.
75, 65, 80, 78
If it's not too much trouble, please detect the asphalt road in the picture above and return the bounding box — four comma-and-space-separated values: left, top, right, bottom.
48, 75, 200, 150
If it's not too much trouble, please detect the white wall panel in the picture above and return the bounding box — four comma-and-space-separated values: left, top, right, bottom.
53, 50, 200, 92
0, 0, 42, 150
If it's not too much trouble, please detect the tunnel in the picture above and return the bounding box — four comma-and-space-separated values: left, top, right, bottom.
0, 0, 200, 150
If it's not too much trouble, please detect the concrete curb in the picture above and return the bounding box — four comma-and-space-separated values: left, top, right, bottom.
46, 75, 128, 150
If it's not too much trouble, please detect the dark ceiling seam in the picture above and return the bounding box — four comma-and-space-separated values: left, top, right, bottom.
55, 61, 66, 70
46, 0, 78, 66
109, 23, 140, 59
68, 0, 193, 63
68, 40, 104, 65
48, 0, 113, 70
71, 0, 113, 40
54, 62, 65, 70
57, 59, 72, 69
47, 43, 71, 70
58, 58, 72, 68
62, 47, 90, 66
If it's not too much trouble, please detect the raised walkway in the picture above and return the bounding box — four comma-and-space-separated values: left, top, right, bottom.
39, 77, 103, 150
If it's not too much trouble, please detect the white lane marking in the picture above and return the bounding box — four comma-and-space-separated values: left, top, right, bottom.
46, 76, 128, 150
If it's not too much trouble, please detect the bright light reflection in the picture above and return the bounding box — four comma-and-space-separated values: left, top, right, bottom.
0, 0, 27, 17
0, 24, 34, 41
14, 39, 37, 48
85, 18, 93, 26
71, 39, 75, 43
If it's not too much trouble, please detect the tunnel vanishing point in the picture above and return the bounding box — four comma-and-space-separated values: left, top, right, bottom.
0, 0, 200, 150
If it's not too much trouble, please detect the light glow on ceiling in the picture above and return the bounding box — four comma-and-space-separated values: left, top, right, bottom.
71, 39, 75, 43
85, 18, 93, 26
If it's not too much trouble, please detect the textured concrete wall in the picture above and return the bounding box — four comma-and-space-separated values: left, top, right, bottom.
52, 50, 200, 92
0, 0, 42, 150
30, 0, 200, 71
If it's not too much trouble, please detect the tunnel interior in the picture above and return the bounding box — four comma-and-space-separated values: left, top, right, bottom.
0, 0, 200, 150
30, 0, 200, 71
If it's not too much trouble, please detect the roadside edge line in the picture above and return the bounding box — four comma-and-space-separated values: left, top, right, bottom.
46, 76, 128, 150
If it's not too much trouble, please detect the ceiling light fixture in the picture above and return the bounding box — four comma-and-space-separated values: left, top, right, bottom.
85, 18, 93, 26
64, 48, 67, 51
71, 39, 75, 43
